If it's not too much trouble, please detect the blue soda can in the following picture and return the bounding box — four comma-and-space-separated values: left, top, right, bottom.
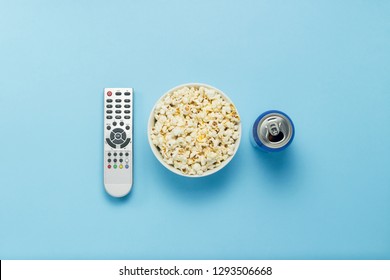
251, 110, 295, 152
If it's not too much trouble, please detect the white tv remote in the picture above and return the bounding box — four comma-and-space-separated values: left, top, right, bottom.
104, 88, 133, 197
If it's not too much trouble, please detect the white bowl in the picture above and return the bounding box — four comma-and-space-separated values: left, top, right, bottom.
148, 83, 242, 177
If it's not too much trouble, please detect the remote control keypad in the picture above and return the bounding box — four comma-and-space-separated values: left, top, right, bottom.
106, 150, 131, 169
104, 89, 132, 155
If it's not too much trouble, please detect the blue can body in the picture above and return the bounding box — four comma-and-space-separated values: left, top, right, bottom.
251, 110, 295, 152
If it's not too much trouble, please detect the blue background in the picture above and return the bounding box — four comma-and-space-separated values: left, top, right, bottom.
0, 0, 389, 260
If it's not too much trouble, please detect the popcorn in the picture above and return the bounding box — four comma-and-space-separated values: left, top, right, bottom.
150, 86, 240, 175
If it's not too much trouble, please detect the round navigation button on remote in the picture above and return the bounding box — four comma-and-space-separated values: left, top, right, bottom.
110, 132, 115, 140
113, 164, 117, 169
126, 126, 130, 130
113, 128, 123, 133
119, 164, 123, 169
125, 165, 129, 169
114, 153, 117, 156
113, 139, 123, 144
107, 91, 112, 96
119, 152, 123, 156
107, 126, 111, 130
108, 153, 111, 156
120, 122, 124, 126
113, 122, 117, 126
107, 164, 111, 169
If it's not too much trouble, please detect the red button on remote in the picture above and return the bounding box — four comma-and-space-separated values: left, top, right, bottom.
107, 91, 112, 96
107, 164, 111, 169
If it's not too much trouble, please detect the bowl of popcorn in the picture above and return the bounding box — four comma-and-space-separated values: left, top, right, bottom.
148, 83, 241, 177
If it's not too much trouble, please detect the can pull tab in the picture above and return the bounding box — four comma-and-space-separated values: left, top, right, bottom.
267, 121, 280, 136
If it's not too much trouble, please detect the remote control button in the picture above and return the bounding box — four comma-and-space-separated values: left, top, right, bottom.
115, 110, 121, 114
107, 164, 111, 169
125, 126, 130, 130
113, 139, 123, 144
115, 105, 121, 108
110, 128, 126, 144
124, 110, 130, 114
113, 164, 117, 169
125, 159, 129, 163
124, 99, 130, 103
108, 153, 112, 156
106, 104, 113, 108
106, 126, 111, 130
107, 99, 113, 103
107, 91, 112, 96
106, 138, 116, 148
106, 110, 113, 114
115, 92, 121, 96
113, 122, 117, 126
114, 159, 117, 163
124, 116, 130, 119
125, 152, 129, 156
120, 138, 131, 148
124, 105, 131, 108
119, 159, 123, 163
115, 99, 121, 103
108, 159, 111, 163
106, 116, 113, 119
114, 152, 117, 156
113, 128, 123, 133
119, 164, 123, 169
124, 92, 131, 96
119, 152, 123, 156
115, 116, 121, 119
125, 164, 129, 169
120, 122, 124, 126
